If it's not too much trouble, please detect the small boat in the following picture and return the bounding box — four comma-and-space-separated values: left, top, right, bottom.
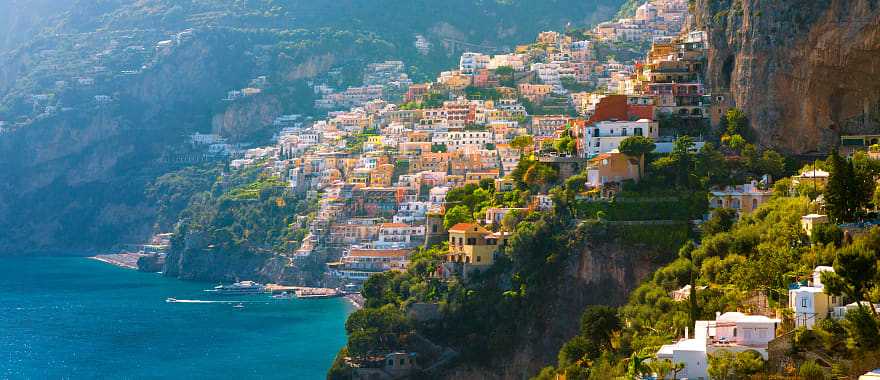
166, 297, 178, 303
271, 292, 294, 300
233, 303, 245, 309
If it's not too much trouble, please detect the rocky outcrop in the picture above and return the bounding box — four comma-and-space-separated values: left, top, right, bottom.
211, 95, 283, 141
695, 0, 880, 154
439, 228, 669, 379
162, 231, 320, 283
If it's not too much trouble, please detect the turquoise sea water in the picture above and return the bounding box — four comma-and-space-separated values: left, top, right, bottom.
0, 257, 353, 379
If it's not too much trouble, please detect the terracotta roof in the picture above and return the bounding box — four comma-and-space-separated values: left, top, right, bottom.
348, 249, 411, 258
448, 223, 489, 233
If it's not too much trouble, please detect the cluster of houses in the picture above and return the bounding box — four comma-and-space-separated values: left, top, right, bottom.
593, 0, 690, 43
314, 61, 414, 110
209, 0, 737, 295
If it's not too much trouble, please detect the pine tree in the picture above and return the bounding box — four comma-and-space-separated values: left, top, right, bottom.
825, 149, 851, 222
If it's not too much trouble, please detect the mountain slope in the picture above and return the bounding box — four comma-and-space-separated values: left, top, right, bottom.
0, 0, 623, 254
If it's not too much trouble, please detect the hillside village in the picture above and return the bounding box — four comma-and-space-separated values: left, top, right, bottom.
152, 1, 880, 378
27, 0, 880, 378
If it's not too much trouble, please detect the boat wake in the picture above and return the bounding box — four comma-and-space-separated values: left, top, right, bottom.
166, 298, 258, 304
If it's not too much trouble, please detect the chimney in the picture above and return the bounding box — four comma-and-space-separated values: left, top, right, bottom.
685, 327, 689, 340
715, 311, 721, 320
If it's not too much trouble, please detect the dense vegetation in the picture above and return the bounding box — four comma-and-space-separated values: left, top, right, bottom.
172, 165, 316, 255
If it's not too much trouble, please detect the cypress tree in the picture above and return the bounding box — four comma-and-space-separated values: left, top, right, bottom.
825, 149, 851, 222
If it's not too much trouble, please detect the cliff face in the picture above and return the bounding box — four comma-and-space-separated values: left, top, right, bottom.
162, 231, 320, 284
442, 235, 666, 379
0, 34, 257, 253
696, 0, 880, 154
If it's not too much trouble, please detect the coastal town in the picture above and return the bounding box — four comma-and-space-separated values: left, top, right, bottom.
66, 0, 880, 378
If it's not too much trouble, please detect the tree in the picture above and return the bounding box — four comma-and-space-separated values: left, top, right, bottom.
558, 336, 599, 367
708, 350, 764, 379
523, 163, 557, 189
822, 242, 879, 317
724, 108, 748, 137
798, 360, 827, 380
702, 208, 737, 235
810, 223, 843, 247
510, 135, 534, 154
443, 204, 474, 230
824, 149, 855, 222
345, 304, 409, 359
619, 136, 656, 177
579, 305, 621, 351
625, 351, 652, 379
500, 209, 526, 232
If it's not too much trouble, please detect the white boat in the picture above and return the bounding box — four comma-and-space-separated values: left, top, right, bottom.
205, 280, 266, 295
233, 303, 245, 309
271, 292, 294, 300
166, 297, 178, 303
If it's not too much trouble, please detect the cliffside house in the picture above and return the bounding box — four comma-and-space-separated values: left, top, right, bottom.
789, 266, 845, 329
443, 223, 510, 278
656, 312, 781, 379
708, 181, 773, 217
586, 149, 641, 191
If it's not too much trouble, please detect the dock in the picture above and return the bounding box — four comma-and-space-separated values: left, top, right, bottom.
90, 252, 148, 270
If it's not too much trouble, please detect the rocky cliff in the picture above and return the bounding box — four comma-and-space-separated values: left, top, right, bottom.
695, 0, 880, 154
440, 226, 672, 379
162, 231, 322, 284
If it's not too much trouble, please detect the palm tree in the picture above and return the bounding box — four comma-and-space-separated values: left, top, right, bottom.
625, 351, 652, 380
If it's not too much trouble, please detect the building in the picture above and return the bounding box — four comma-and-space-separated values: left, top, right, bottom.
445, 223, 509, 267
484, 207, 528, 226
578, 119, 659, 157
789, 266, 844, 329
375, 223, 426, 248
801, 214, 829, 238
330, 248, 411, 282
656, 312, 781, 379
586, 150, 641, 190
459, 52, 490, 75
708, 181, 773, 216
793, 169, 829, 188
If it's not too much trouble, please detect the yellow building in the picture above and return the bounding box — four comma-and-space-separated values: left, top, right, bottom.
446, 223, 509, 266
370, 164, 395, 187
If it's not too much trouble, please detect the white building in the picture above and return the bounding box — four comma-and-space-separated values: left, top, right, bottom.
375, 223, 426, 248
579, 119, 659, 157
656, 312, 780, 379
393, 202, 430, 224
331, 248, 411, 282
459, 52, 490, 75
433, 131, 493, 151
484, 207, 528, 226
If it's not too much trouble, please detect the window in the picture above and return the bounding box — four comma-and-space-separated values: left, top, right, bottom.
733, 328, 737, 337
801, 298, 808, 308
467, 238, 477, 245
476, 256, 481, 262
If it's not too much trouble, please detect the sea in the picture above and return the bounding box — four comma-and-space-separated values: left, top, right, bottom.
0, 256, 354, 379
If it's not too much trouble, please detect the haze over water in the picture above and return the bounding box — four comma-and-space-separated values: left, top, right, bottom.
0, 257, 352, 379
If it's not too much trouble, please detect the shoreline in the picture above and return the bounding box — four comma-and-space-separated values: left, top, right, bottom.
344, 293, 364, 309
89, 253, 148, 270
